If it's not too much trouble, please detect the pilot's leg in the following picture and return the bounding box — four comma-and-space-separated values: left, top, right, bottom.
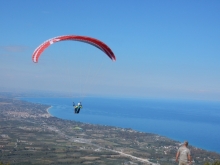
77, 108, 81, 114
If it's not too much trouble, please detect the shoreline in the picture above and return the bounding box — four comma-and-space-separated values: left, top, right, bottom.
18, 97, 220, 154
2, 95, 220, 164
46, 106, 53, 117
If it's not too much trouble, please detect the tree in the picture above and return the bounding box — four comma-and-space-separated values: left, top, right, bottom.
204, 161, 220, 165
0, 162, 10, 165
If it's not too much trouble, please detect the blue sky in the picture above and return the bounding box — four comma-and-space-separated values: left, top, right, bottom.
0, 0, 220, 101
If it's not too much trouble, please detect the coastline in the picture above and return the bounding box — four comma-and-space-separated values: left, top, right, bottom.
2, 94, 220, 164
46, 106, 53, 117
19, 97, 220, 154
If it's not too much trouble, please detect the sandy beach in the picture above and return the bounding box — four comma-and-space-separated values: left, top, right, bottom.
46, 106, 53, 117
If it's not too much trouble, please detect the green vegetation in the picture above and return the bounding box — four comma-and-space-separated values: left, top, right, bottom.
1, 94, 220, 165
0, 163, 9, 165
204, 161, 220, 165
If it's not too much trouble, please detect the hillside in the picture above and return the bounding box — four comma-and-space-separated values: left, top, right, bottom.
0, 94, 220, 165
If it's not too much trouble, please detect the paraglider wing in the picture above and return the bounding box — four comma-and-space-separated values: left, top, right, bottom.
32, 35, 116, 63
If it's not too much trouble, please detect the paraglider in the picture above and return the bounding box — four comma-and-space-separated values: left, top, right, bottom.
32, 35, 116, 63
73, 102, 82, 114
32, 35, 116, 114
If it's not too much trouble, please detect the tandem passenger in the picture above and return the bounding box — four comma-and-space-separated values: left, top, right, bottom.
175, 141, 192, 165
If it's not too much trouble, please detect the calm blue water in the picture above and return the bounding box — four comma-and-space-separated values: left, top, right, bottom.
20, 97, 220, 153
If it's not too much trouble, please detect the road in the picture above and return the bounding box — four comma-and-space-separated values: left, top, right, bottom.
46, 125, 158, 165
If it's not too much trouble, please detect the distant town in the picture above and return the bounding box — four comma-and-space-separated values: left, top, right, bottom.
0, 93, 220, 165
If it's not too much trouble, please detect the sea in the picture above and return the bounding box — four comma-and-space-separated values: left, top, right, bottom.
20, 96, 220, 154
